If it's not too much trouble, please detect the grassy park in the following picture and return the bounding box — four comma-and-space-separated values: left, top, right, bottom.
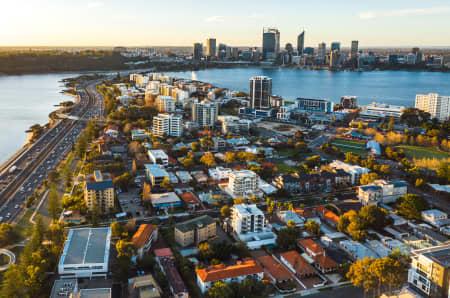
397, 145, 450, 160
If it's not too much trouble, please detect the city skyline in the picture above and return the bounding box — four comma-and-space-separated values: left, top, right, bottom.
1, 0, 450, 47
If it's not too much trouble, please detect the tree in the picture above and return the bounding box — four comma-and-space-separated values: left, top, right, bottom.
276, 227, 298, 250
305, 219, 321, 236
345, 152, 361, 164
396, 194, 429, 220
233, 198, 246, 205
224, 152, 236, 165
304, 155, 321, 169
379, 165, 391, 176
64, 169, 73, 189
47, 186, 60, 221
347, 257, 377, 295
113, 172, 133, 191
48, 170, 59, 183
0, 264, 26, 297
437, 161, 450, 184
75, 134, 87, 159
360, 172, 378, 185
286, 219, 296, 229
111, 222, 123, 238
200, 152, 217, 168
116, 240, 136, 258
181, 157, 195, 169
0, 223, 17, 247
388, 117, 395, 132
208, 281, 234, 298
159, 176, 173, 190
220, 205, 230, 217
201, 136, 214, 150
191, 141, 200, 152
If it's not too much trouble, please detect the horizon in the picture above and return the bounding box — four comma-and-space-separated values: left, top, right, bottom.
1, 0, 450, 47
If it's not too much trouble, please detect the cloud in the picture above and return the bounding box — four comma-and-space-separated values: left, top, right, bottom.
360, 6, 450, 19
204, 16, 225, 23
88, 1, 104, 8
248, 13, 264, 19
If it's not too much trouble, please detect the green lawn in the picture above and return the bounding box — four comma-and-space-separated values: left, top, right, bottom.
275, 162, 298, 174
396, 145, 450, 160
332, 139, 366, 148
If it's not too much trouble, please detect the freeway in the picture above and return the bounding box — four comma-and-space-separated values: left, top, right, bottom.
0, 79, 105, 223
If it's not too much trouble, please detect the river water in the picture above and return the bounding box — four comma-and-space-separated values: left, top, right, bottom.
0, 73, 78, 164
0, 69, 449, 164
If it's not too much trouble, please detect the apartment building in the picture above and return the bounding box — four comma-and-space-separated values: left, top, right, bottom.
408, 244, 450, 297
131, 224, 158, 260
84, 171, 115, 213
192, 101, 218, 127
156, 95, 175, 113
415, 93, 450, 121
148, 150, 169, 166
196, 259, 264, 293
357, 180, 408, 206
145, 164, 169, 187
227, 170, 259, 198
152, 113, 183, 137
231, 204, 266, 235
174, 215, 216, 247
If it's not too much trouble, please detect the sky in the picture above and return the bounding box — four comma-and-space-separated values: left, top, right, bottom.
1, 0, 450, 47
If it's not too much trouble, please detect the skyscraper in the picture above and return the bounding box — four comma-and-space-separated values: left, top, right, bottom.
318, 42, 326, 59
351, 40, 359, 58
262, 27, 280, 60
249, 76, 272, 110
206, 38, 216, 57
192, 101, 219, 127
331, 42, 341, 52
193, 43, 203, 61
297, 30, 305, 55
415, 93, 450, 121
329, 50, 339, 68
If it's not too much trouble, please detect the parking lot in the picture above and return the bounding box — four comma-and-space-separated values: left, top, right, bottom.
118, 192, 146, 217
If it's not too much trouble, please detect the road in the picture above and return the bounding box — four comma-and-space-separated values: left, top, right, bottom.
0, 78, 106, 223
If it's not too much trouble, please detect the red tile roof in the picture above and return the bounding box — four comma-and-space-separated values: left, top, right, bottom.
257, 255, 292, 282
180, 192, 200, 205
154, 247, 173, 258
313, 255, 337, 270
132, 224, 158, 249
280, 251, 317, 277
316, 206, 339, 225
298, 239, 325, 256
196, 258, 264, 283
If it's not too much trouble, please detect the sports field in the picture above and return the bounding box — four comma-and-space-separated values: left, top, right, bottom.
396, 145, 450, 160
331, 139, 368, 157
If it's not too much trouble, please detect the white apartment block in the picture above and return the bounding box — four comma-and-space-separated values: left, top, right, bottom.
357, 180, 408, 206
192, 101, 218, 127
153, 113, 183, 137
415, 93, 450, 121
148, 150, 169, 166
231, 204, 266, 235
156, 96, 175, 113
228, 170, 259, 198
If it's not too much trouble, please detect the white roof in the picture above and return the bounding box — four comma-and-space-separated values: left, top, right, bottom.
422, 209, 447, 218
145, 164, 169, 177
259, 178, 277, 194
151, 192, 181, 205
148, 150, 168, 159
233, 204, 264, 217
429, 184, 450, 193
329, 160, 370, 175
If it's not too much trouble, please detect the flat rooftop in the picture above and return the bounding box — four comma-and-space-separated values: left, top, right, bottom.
175, 215, 215, 233
50, 279, 78, 298
233, 204, 264, 216
145, 164, 169, 177
148, 150, 168, 159
60, 228, 111, 266
420, 245, 450, 268
78, 288, 111, 298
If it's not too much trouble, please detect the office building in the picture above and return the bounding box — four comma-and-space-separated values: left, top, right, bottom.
330, 50, 339, 68
262, 27, 280, 60
156, 95, 175, 113
359, 102, 405, 121
351, 40, 359, 58
206, 38, 216, 58
174, 215, 216, 247
415, 93, 450, 121
357, 180, 408, 206
192, 101, 218, 127
296, 97, 332, 113
249, 76, 272, 109
228, 170, 259, 198
132, 224, 158, 260
408, 244, 450, 297
340, 96, 358, 109
196, 259, 264, 293
58, 227, 111, 278
193, 43, 203, 61
84, 171, 114, 213
150, 192, 182, 209
317, 42, 326, 59
297, 30, 305, 55
304, 47, 314, 55
145, 164, 169, 187
147, 150, 169, 166
153, 113, 183, 137
331, 42, 341, 52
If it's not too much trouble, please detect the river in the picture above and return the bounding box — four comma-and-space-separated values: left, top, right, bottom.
167, 68, 450, 107
0, 73, 79, 164
0, 68, 449, 164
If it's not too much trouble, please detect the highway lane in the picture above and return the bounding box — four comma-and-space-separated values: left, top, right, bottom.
0, 79, 105, 223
